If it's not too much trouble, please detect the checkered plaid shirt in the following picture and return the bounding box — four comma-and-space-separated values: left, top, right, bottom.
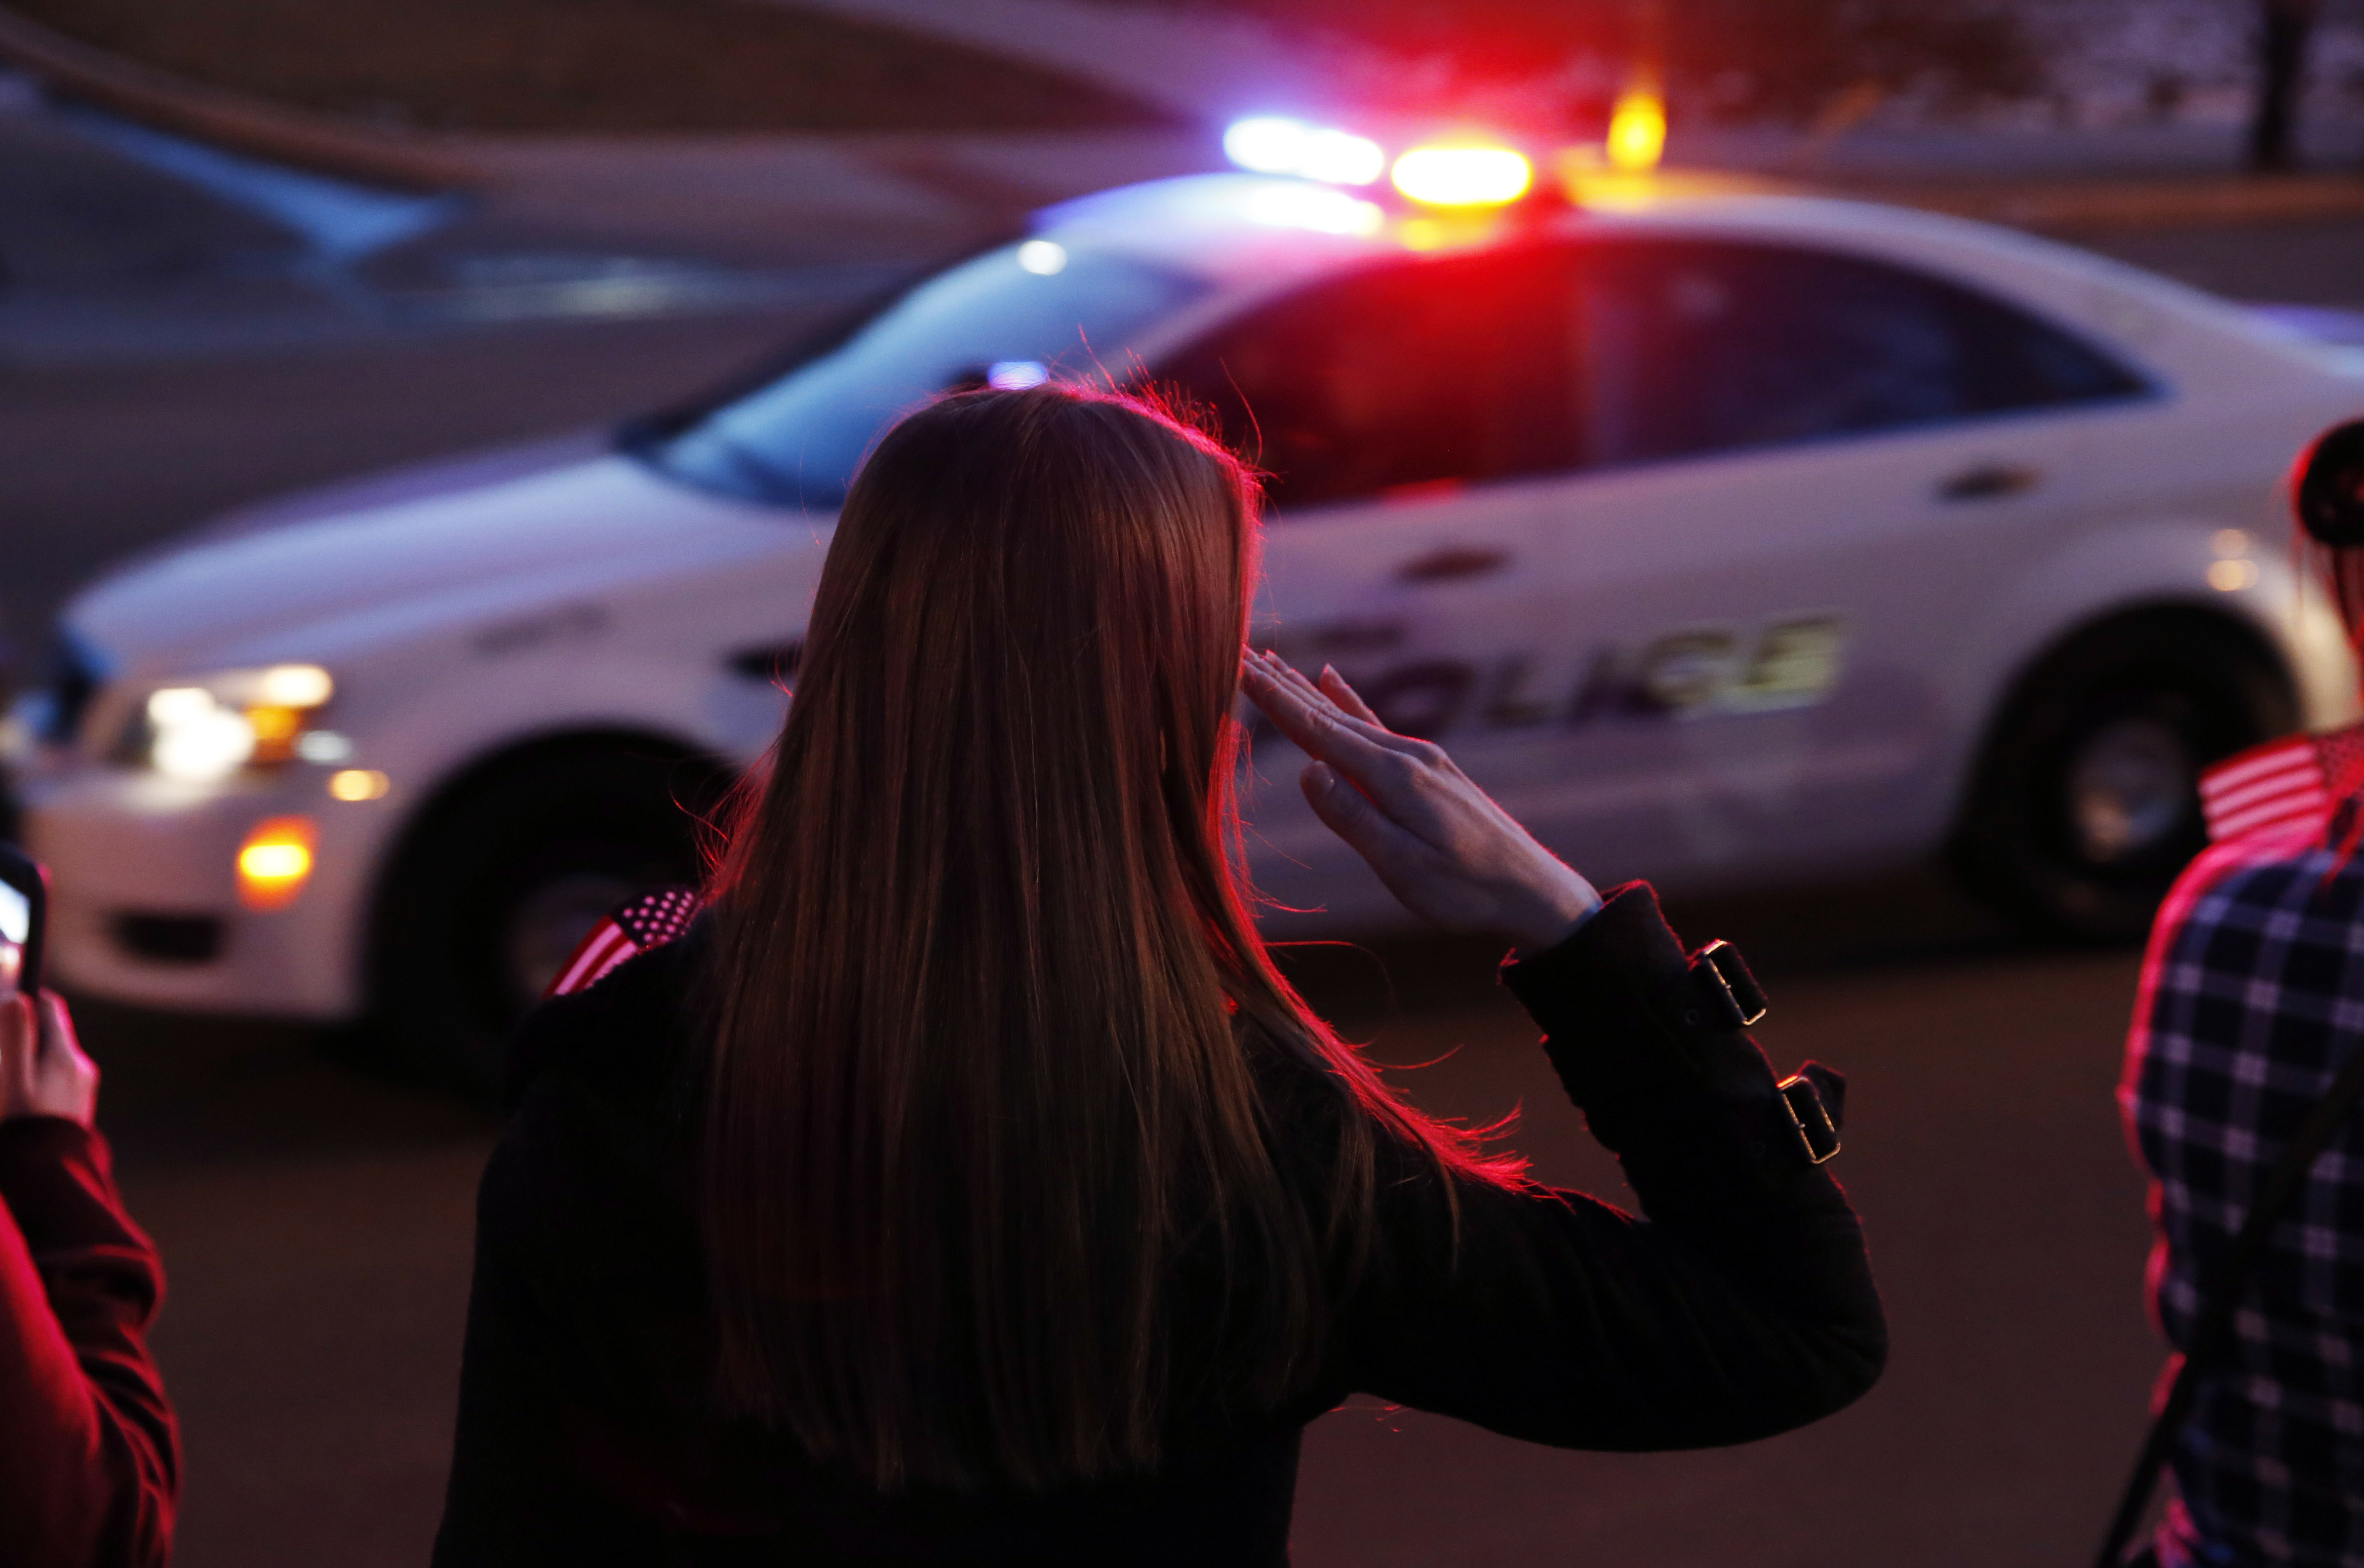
2124, 814, 2364, 1567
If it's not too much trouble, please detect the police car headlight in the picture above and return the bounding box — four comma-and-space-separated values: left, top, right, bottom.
128, 665, 339, 782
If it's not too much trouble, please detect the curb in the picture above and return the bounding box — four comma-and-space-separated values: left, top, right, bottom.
0, 7, 477, 189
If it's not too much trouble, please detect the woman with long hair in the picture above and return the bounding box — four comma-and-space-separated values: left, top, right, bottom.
432, 385, 1884, 1565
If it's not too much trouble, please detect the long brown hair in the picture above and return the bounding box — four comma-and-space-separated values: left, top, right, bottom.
697, 385, 1517, 1493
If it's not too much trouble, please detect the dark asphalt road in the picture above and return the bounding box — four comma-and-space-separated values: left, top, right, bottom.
1287, 909, 2156, 1568
7, 215, 2352, 1565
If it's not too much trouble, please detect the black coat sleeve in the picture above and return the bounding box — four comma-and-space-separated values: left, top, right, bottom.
1329, 882, 1885, 1450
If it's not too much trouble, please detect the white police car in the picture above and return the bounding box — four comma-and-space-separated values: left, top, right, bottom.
11, 130, 2364, 1091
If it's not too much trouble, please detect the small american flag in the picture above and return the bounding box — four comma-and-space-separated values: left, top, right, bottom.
546, 886, 703, 997
2200, 722, 2364, 845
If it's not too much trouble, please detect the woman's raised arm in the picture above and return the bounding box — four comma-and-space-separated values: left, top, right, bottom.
1245, 651, 1884, 1449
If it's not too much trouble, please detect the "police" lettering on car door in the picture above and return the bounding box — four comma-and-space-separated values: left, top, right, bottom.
1257, 615, 1846, 741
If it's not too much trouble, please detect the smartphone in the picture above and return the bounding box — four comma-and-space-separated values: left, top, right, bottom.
0, 845, 48, 997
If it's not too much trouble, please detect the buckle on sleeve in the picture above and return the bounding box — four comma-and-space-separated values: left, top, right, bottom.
1689, 940, 1768, 1029
1777, 1074, 1841, 1164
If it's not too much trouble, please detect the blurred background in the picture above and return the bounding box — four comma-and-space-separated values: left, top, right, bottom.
5, 2, 2364, 1563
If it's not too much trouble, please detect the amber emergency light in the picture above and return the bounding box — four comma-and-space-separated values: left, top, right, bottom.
237, 816, 317, 911
1389, 146, 1534, 208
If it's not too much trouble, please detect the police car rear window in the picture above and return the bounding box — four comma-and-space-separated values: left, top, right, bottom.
641, 244, 1209, 510
1574, 240, 2151, 468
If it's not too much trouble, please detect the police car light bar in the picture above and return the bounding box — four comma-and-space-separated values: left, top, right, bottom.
1225, 116, 1540, 212
1222, 117, 1386, 186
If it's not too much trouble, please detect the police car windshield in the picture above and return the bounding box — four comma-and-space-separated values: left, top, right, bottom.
639, 243, 1208, 511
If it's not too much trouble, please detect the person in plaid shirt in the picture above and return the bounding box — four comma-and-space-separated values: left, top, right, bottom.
2122, 489, 2364, 1565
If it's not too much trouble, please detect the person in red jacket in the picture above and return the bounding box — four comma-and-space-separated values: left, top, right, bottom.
0, 984, 177, 1567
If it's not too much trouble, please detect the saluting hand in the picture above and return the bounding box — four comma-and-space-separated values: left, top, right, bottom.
1240, 649, 1601, 954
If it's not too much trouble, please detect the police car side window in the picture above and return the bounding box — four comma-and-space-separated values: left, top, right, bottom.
1154, 248, 1578, 511
1575, 241, 2147, 467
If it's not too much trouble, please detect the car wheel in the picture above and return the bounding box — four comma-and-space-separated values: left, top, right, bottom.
370, 745, 718, 1099
1954, 618, 2296, 942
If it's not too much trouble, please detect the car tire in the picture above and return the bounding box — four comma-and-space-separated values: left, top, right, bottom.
1953, 616, 2296, 943
369, 744, 720, 1100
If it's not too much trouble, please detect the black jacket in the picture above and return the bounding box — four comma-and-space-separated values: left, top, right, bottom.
431, 882, 1884, 1565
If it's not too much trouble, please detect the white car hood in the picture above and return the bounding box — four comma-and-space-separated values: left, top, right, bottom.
68, 455, 811, 673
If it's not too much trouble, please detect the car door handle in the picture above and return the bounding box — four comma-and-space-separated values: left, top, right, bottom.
1395, 545, 1511, 584
1936, 463, 2042, 503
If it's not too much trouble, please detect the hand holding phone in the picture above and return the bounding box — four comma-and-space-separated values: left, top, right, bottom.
0, 848, 96, 1126
0, 991, 96, 1127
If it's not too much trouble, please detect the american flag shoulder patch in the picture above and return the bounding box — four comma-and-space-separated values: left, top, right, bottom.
546, 886, 704, 998
2199, 721, 2364, 845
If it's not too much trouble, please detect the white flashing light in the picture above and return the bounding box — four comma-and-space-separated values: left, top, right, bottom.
1226, 116, 1310, 174
1390, 146, 1533, 208
147, 688, 214, 726
139, 665, 338, 782
1241, 183, 1385, 237
1299, 128, 1386, 185
1224, 117, 1385, 186
987, 360, 1050, 390
1015, 239, 1068, 275
150, 695, 254, 782
255, 663, 334, 708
